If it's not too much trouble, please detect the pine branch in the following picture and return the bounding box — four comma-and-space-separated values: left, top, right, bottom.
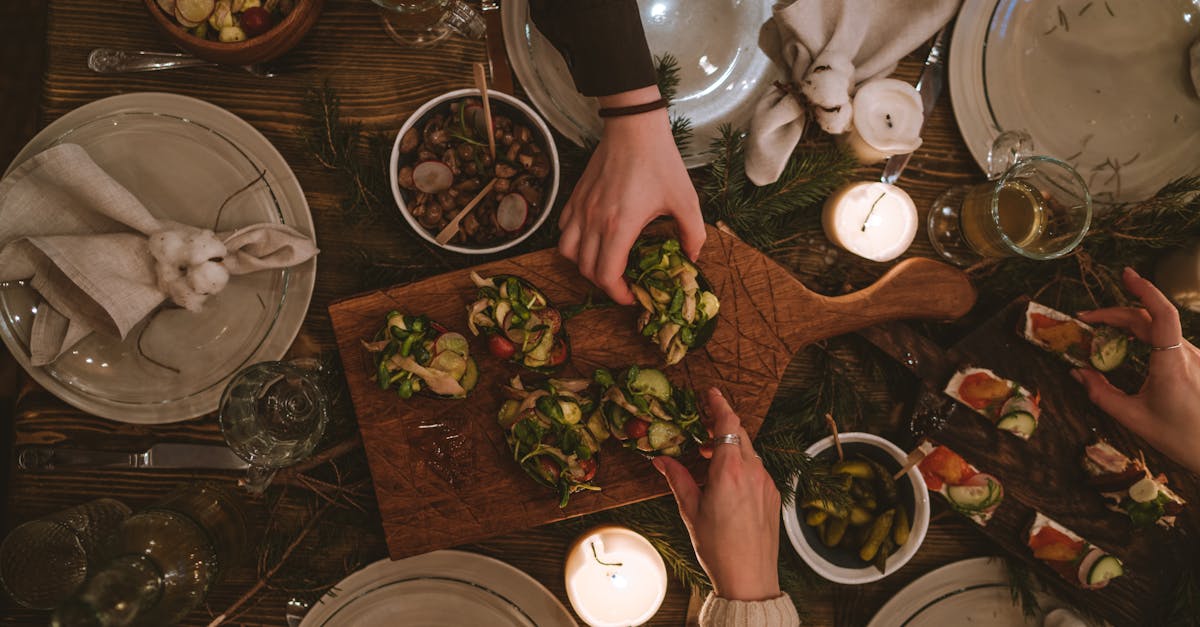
1002, 556, 1042, 618
302, 85, 391, 225
1166, 551, 1200, 627
655, 53, 683, 103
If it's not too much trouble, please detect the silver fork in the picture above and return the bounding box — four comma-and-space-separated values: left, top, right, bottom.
88, 48, 276, 77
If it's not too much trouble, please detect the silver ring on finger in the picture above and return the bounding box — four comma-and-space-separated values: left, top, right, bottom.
1152, 342, 1183, 351
714, 433, 741, 446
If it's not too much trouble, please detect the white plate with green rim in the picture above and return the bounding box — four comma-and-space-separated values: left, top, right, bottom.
300, 551, 576, 627
950, 0, 1200, 203
503, 0, 778, 168
867, 557, 1102, 627
0, 92, 315, 424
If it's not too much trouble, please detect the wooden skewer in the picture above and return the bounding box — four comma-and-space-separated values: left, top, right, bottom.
473, 62, 496, 161
825, 413, 843, 461
434, 179, 497, 245
894, 447, 929, 480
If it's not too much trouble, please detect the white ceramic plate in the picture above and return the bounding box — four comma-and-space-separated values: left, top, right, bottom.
951, 0, 1200, 203
0, 92, 315, 424
867, 557, 1100, 627
300, 551, 577, 627
503, 0, 778, 168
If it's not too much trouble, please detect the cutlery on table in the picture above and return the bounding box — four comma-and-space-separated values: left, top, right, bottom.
481, 0, 514, 94
87, 48, 276, 78
880, 23, 952, 186
17, 442, 250, 471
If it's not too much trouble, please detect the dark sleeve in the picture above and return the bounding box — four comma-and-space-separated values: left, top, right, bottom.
528, 0, 658, 98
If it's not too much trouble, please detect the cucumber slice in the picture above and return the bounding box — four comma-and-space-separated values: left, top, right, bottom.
1087, 554, 1124, 586
434, 332, 469, 356
459, 358, 478, 395
525, 329, 555, 365
429, 351, 467, 380
558, 399, 583, 425
647, 421, 683, 450
629, 368, 672, 401
946, 479, 1001, 510
1090, 331, 1128, 372
995, 411, 1037, 438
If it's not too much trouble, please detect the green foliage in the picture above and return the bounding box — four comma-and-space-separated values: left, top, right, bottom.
1002, 557, 1043, 618
1166, 553, 1200, 627
700, 126, 858, 248
302, 85, 392, 225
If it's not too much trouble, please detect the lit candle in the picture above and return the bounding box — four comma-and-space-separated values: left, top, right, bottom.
843, 78, 924, 164
822, 181, 918, 262
1156, 241, 1200, 312
563, 526, 668, 627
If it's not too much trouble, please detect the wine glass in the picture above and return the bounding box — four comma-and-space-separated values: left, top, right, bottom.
370, 0, 485, 46
218, 360, 329, 493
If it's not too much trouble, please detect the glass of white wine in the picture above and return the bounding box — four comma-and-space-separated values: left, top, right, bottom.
928, 130, 1092, 266
371, 0, 485, 46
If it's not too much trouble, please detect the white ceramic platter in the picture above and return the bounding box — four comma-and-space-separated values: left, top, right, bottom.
0, 92, 316, 424
300, 551, 577, 627
951, 0, 1200, 203
503, 0, 778, 168
867, 557, 1101, 627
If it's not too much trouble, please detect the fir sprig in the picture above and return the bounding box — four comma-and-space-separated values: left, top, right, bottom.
302, 85, 392, 225
1166, 552, 1200, 627
1003, 556, 1043, 618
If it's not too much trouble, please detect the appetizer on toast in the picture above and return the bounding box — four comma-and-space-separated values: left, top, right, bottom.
499, 376, 607, 507
1022, 301, 1128, 371
1026, 512, 1125, 590
1082, 439, 1186, 528
595, 366, 705, 458
363, 311, 479, 399
625, 238, 720, 366
944, 367, 1042, 439
916, 441, 1004, 525
467, 272, 569, 372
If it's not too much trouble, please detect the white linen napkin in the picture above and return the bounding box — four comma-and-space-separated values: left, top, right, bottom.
0, 143, 319, 366
745, 0, 959, 185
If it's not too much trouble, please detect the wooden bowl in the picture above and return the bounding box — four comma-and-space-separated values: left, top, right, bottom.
142, 0, 325, 65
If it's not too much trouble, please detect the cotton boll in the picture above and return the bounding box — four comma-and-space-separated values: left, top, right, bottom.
148, 229, 188, 266
186, 261, 230, 296
154, 261, 185, 294
166, 278, 208, 312
183, 230, 227, 267
814, 103, 853, 135
800, 53, 854, 110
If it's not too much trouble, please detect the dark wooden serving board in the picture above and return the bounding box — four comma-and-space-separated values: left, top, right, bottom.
867, 300, 1199, 627
329, 225, 976, 560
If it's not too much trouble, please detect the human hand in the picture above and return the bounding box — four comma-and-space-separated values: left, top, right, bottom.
653, 388, 782, 601
558, 85, 706, 305
1072, 267, 1200, 474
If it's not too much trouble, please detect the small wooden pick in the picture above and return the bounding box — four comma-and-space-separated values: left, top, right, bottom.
894, 447, 929, 480
825, 413, 843, 461
473, 62, 496, 161
434, 179, 497, 245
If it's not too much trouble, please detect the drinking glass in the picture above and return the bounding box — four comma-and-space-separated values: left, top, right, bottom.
0, 498, 131, 609
927, 130, 1093, 266
370, 0, 486, 46
218, 360, 329, 493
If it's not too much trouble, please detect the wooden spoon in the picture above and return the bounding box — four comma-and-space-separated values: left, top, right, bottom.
473, 62, 496, 161
434, 179, 497, 246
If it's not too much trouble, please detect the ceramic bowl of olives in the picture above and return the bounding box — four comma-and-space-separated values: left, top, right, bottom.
389, 88, 560, 255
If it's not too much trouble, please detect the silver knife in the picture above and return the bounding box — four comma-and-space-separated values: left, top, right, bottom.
17, 443, 249, 471
881, 23, 953, 185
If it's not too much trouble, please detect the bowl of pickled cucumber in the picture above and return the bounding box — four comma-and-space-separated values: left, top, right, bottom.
781, 433, 930, 584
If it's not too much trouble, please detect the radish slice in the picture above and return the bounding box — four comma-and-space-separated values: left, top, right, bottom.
412, 161, 453, 194
1076, 547, 1104, 587
176, 0, 215, 23
496, 193, 529, 232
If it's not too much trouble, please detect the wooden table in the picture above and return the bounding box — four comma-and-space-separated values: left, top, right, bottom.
1, 1, 997, 625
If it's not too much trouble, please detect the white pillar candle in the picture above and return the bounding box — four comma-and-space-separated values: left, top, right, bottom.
563, 526, 667, 627
1156, 241, 1200, 312
822, 181, 918, 262
843, 78, 924, 164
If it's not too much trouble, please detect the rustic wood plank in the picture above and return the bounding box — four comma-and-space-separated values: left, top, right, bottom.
3, 1, 994, 624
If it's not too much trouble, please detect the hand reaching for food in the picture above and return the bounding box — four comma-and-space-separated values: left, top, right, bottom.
557, 85, 706, 305
653, 388, 783, 602
1072, 267, 1200, 474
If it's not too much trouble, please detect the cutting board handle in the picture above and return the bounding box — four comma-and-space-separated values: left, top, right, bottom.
782, 258, 976, 349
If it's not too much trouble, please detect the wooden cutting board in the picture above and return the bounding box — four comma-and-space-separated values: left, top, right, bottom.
329, 224, 976, 559
863, 301, 1199, 627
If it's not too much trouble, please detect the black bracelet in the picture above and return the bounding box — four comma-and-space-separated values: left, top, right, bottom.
597, 98, 669, 118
